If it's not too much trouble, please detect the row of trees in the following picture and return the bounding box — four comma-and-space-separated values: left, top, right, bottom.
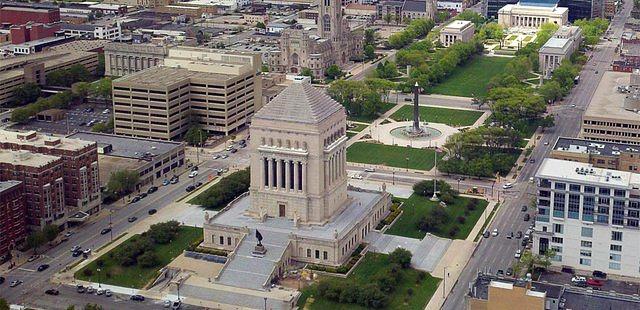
25, 224, 60, 254
12, 83, 41, 106
315, 249, 415, 308
108, 221, 180, 268
190, 169, 250, 210
574, 18, 610, 46
386, 19, 435, 49
105, 169, 140, 200
11, 90, 76, 124
327, 79, 394, 119
46, 64, 92, 87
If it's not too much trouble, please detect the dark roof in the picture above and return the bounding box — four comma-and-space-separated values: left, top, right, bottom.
253, 83, 344, 124
67, 132, 183, 160
519, 0, 558, 7
554, 137, 640, 157
402, 0, 426, 12
563, 291, 640, 310
530, 282, 563, 299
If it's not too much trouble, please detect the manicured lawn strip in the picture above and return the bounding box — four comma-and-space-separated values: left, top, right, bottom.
391, 106, 483, 127
347, 132, 357, 138
347, 142, 443, 171
386, 194, 488, 240
429, 56, 512, 97
347, 123, 369, 132
75, 226, 202, 288
348, 102, 396, 123
298, 253, 441, 310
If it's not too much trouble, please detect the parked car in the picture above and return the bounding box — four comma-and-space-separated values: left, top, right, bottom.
562, 266, 575, 274
45, 288, 59, 295
170, 178, 179, 184
506, 268, 513, 276
64, 231, 74, 238
37, 264, 49, 272
191, 166, 199, 172
516, 231, 523, 239
592, 270, 607, 279
131, 196, 141, 204
96, 288, 105, 295
27, 255, 38, 262
147, 186, 158, 194
171, 301, 181, 309
483, 231, 490, 238
364, 168, 375, 172
230, 148, 237, 153
100, 228, 112, 235
128, 216, 137, 223
76, 285, 86, 293
9, 280, 22, 287
523, 214, 530, 221
148, 209, 157, 215
529, 158, 535, 163
491, 228, 499, 236
221, 154, 229, 159
105, 289, 112, 297
587, 278, 604, 287
521, 205, 528, 212
212, 155, 220, 160
186, 185, 195, 192
162, 179, 170, 186
571, 276, 587, 284
188, 171, 198, 178
514, 249, 522, 258
502, 183, 513, 189
0, 276, 5, 285
83, 248, 91, 255
130, 294, 145, 301
139, 193, 147, 199
497, 270, 504, 277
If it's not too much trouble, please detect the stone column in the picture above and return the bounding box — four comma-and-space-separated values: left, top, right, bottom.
276, 158, 282, 189
295, 161, 300, 191
269, 158, 275, 188
285, 160, 291, 190
301, 162, 306, 192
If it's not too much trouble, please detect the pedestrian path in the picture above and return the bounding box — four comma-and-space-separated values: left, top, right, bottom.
365, 231, 451, 273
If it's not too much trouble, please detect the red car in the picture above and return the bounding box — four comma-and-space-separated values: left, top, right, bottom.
587, 278, 604, 287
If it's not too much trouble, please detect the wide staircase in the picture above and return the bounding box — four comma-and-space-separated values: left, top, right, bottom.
216, 229, 290, 290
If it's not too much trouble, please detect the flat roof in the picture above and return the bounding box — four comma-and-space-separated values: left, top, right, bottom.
443, 20, 472, 30
536, 158, 640, 188
554, 137, 640, 156
67, 131, 182, 160
0, 180, 21, 193
585, 71, 640, 123
541, 37, 570, 49
0, 149, 60, 167
0, 129, 95, 151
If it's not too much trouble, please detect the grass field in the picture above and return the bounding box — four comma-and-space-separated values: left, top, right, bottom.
348, 102, 396, 123
347, 142, 443, 171
75, 226, 202, 288
347, 132, 358, 138
391, 106, 483, 127
429, 56, 512, 97
298, 253, 441, 310
386, 194, 488, 240
347, 123, 369, 132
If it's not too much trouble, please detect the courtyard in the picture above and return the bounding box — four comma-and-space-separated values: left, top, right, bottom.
429, 56, 513, 97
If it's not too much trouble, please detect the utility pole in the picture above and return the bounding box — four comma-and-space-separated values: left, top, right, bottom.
431, 144, 439, 202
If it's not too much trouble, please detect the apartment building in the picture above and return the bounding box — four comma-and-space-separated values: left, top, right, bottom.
0, 181, 26, 259
580, 71, 640, 145
551, 137, 640, 173
533, 158, 640, 278
103, 42, 169, 77
0, 150, 65, 229
0, 130, 100, 216
112, 47, 262, 141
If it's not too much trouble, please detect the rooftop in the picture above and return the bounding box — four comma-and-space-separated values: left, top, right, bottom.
0, 180, 21, 193
402, 0, 427, 12
540, 37, 571, 50
443, 20, 472, 30
500, 2, 567, 13
113, 66, 237, 86
470, 274, 564, 301
536, 158, 640, 188
253, 82, 344, 124
553, 137, 640, 156
67, 131, 183, 160
0, 129, 95, 151
585, 71, 640, 122
0, 149, 60, 168
519, 0, 559, 7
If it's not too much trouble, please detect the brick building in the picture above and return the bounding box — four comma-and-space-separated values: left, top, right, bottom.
0, 130, 101, 218
9, 23, 61, 44
0, 5, 60, 25
0, 150, 65, 229
0, 181, 26, 259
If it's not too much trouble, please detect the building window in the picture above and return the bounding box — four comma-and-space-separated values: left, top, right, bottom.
581, 227, 593, 237
584, 186, 595, 194
553, 224, 563, 234
614, 189, 626, 197
581, 241, 592, 248
599, 187, 611, 196
609, 262, 621, 270
551, 237, 563, 244
610, 253, 621, 262
227, 237, 232, 245
307, 249, 311, 257
555, 182, 566, 190
315, 250, 320, 259
612, 231, 623, 241
569, 184, 581, 192
610, 244, 622, 252
580, 250, 591, 257
219, 236, 224, 245
323, 251, 328, 260
580, 258, 591, 266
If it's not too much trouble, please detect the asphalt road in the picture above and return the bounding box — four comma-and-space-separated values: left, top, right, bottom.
0, 146, 250, 309
442, 2, 633, 309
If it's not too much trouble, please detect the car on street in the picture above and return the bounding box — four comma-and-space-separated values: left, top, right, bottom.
571, 276, 587, 284
496, 270, 504, 277
128, 216, 137, 223
83, 249, 91, 255
131, 196, 141, 203
72, 250, 82, 257
516, 231, 523, 239
502, 183, 513, 189
139, 193, 147, 199
544, 141, 549, 146
521, 205, 528, 212
491, 228, 499, 236
189, 171, 198, 178
27, 255, 39, 262
105, 289, 112, 297
186, 185, 195, 192
514, 249, 522, 259
37, 264, 50, 271
587, 278, 604, 287
171, 301, 182, 309
0, 276, 5, 284
191, 166, 199, 172
86, 286, 95, 294
64, 231, 74, 238
221, 154, 229, 159
592, 270, 607, 279
130, 294, 145, 301
102, 109, 110, 114
523, 214, 530, 221
351, 174, 363, 180
507, 232, 513, 239
212, 154, 220, 160
364, 168, 375, 172
164, 300, 172, 308
506, 268, 513, 276
529, 158, 535, 163
483, 231, 490, 238
195, 182, 203, 188
148, 209, 157, 215
170, 177, 179, 184
100, 228, 112, 235
71, 245, 81, 252
521, 239, 529, 246
404, 98, 412, 102
147, 186, 158, 194
76, 285, 86, 293
230, 148, 237, 153
45, 288, 59, 295
163, 179, 170, 186
96, 288, 105, 295
9, 280, 22, 287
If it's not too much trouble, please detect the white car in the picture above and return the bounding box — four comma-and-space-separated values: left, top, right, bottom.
514, 249, 522, 258
351, 174, 363, 180
188, 171, 198, 178
102, 109, 110, 114
491, 228, 499, 236
364, 168, 375, 172
96, 288, 105, 295
502, 183, 513, 189
571, 276, 587, 283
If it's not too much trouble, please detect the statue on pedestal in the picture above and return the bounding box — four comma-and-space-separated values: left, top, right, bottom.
252, 229, 267, 257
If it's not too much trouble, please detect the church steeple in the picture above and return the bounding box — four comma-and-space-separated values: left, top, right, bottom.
318, 0, 342, 43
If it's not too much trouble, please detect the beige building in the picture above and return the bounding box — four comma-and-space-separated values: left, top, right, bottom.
202, 81, 391, 291
112, 47, 262, 141
440, 20, 475, 47
550, 137, 640, 173
498, 1, 568, 29
0, 50, 98, 106
467, 276, 563, 310
580, 71, 640, 145
104, 42, 170, 77
267, 0, 363, 79
539, 25, 582, 78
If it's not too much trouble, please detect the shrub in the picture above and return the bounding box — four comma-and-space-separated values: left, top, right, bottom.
190, 169, 250, 210
457, 216, 466, 224
416, 270, 427, 283
389, 248, 412, 269
83, 268, 93, 277
448, 227, 460, 237
137, 251, 160, 268
147, 221, 180, 244
96, 259, 104, 268
407, 288, 414, 296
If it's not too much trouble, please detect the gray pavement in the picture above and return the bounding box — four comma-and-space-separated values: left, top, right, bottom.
365, 231, 451, 272
442, 2, 634, 308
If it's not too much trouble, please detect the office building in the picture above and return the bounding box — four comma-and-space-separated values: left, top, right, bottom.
377, 0, 404, 19
60, 23, 121, 40
551, 137, 640, 173
440, 20, 475, 47
103, 42, 170, 77
498, 0, 568, 29
0, 150, 65, 229
539, 25, 582, 78
112, 47, 262, 140
533, 158, 640, 277
9, 23, 61, 44
487, 0, 597, 21
0, 130, 101, 217
0, 181, 26, 259
580, 71, 640, 145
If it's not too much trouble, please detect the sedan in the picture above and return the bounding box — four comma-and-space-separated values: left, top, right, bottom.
521, 205, 528, 212
523, 214, 530, 222
9, 280, 22, 287
491, 228, 499, 237
105, 289, 112, 297
514, 250, 522, 259
128, 216, 138, 223
212, 155, 220, 160
148, 209, 157, 215
483, 231, 490, 238
162, 179, 170, 186
506, 268, 513, 276
195, 182, 203, 188
100, 228, 112, 235
516, 231, 523, 239
185, 185, 195, 192
130, 196, 141, 204
45, 289, 60, 295
130, 294, 145, 301
0, 276, 5, 285
37, 264, 50, 272
506, 232, 514, 239
587, 278, 604, 287
147, 186, 158, 194
502, 183, 513, 189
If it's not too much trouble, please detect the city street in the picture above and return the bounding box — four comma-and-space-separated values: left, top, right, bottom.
442, 1, 634, 308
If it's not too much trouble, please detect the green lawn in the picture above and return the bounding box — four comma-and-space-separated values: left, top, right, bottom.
391, 106, 483, 127
347, 142, 443, 171
298, 253, 441, 310
348, 102, 396, 123
429, 56, 512, 97
347, 132, 358, 138
75, 226, 202, 288
386, 194, 488, 240
347, 123, 369, 132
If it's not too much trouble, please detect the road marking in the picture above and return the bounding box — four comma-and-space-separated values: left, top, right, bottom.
17, 268, 36, 272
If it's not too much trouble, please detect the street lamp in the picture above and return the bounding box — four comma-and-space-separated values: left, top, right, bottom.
406, 157, 409, 171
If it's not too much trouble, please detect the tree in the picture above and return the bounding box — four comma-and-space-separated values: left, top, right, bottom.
375, 61, 398, 79
184, 125, 208, 146
91, 77, 112, 100
137, 251, 159, 268
72, 82, 92, 99
26, 231, 46, 254
92, 118, 114, 133
300, 67, 314, 81
255, 21, 266, 29
364, 28, 376, 46
383, 13, 393, 24
83, 304, 103, 310
454, 10, 485, 27
0, 298, 9, 310
43, 224, 60, 243
12, 83, 41, 106
106, 170, 139, 197
364, 44, 375, 61
260, 64, 269, 72
325, 64, 344, 81
538, 80, 563, 103
389, 247, 412, 268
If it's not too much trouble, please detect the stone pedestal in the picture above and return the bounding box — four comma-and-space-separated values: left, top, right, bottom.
252, 244, 267, 257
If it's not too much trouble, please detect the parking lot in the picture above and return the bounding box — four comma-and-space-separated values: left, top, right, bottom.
11, 103, 111, 135
539, 270, 640, 295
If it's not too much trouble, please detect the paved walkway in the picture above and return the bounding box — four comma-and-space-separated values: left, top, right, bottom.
365, 232, 451, 273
